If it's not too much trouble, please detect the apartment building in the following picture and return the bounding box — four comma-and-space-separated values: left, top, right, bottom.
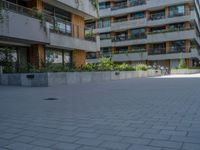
0, 0, 99, 70
86, 0, 200, 69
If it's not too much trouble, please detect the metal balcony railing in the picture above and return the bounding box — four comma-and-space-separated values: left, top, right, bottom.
148, 48, 166, 55
148, 26, 195, 35
114, 49, 147, 54
112, 33, 147, 42
111, 0, 146, 11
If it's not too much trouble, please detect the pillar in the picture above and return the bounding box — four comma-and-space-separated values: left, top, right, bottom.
29, 45, 45, 68
72, 50, 86, 68
72, 14, 85, 39
166, 41, 171, 53
71, 14, 86, 67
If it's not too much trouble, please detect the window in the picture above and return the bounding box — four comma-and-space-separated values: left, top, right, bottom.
150, 26, 165, 33
131, 28, 146, 39
131, 12, 145, 20
150, 10, 165, 20
171, 40, 186, 52
114, 31, 128, 41
116, 46, 128, 53
169, 5, 185, 17
169, 23, 185, 31
46, 49, 71, 64
132, 45, 146, 51
114, 15, 128, 22
98, 18, 111, 28
130, 0, 146, 7
99, 2, 110, 9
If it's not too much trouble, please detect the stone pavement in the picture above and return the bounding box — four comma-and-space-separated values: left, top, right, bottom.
0, 78, 200, 150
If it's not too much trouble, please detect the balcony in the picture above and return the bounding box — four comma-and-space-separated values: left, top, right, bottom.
147, 11, 193, 27
111, 0, 147, 16
49, 23, 100, 52
148, 47, 195, 60
112, 34, 147, 47
147, 27, 197, 43
111, 18, 146, 31
112, 49, 148, 62
0, 1, 49, 44
147, 0, 193, 9
43, 0, 98, 18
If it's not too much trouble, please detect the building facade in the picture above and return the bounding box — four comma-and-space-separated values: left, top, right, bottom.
86, 0, 200, 69
0, 0, 99, 71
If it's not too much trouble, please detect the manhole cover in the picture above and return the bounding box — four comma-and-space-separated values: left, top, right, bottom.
43, 98, 58, 101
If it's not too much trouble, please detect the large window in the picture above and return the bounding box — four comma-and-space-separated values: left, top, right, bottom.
98, 18, 111, 28
44, 3, 72, 35
169, 5, 185, 17
171, 40, 186, 52
46, 48, 71, 65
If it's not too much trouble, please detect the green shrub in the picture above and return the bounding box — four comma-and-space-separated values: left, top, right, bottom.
178, 59, 187, 69
114, 63, 135, 71
82, 63, 97, 72
135, 64, 148, 71
97, 57, 114, 71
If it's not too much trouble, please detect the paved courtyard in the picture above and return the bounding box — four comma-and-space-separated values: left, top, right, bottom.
0, 77, 200, 150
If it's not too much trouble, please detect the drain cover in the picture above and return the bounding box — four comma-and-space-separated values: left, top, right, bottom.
43, 97, 58, 101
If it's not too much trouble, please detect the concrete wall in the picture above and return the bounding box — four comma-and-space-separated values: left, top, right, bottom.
0, 70, 161, 87
0, 11, 49, 44
50, 32, 99, 52
171, 69, 200, 75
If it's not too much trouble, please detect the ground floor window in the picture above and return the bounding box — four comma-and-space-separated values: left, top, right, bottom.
0, 45, 28, 72
45, 48, 71, 66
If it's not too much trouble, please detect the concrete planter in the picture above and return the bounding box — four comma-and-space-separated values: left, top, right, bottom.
171, 69, 200, 75
0, 70, 161, 87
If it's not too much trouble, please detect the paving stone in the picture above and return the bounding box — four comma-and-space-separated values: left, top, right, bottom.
150, 140, 182, 149
12, 136, 35, 143
75, 138, 104, 146
30, 139, 57, 147
77, 146, 108, 150
98, 134, 123, 142
127, 144, 162, 150
0, 133, 18, 140
1, 78, 200, 150
142, 133, 170, 140
122, 137, 151, 145
100, 141, 130, 150
52, 142, 81, 150
5, 142, 33, 150
56, 135, 78, 143
182, 143, 200, 150
160, 130, 187, 136
75, 132, 99, 138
